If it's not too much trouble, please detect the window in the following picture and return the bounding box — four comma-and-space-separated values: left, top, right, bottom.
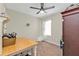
43, 20, 51, 36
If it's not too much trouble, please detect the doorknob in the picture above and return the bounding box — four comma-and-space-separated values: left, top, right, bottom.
60, 40, 64, 49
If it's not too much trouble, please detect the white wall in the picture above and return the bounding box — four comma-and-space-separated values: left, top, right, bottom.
6, 9, 41, 40
0, 4, 5, 13
0, 3, 7, 54
40, 13, 63, 46
52, 13, 63, 46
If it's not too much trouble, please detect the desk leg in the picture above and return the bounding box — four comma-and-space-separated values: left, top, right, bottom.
31, 46, 37, 56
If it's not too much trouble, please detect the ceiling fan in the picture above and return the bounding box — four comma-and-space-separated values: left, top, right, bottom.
30, 3, 55, 14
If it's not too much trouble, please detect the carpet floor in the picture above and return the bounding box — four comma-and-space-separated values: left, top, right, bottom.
36, 41, 62, 56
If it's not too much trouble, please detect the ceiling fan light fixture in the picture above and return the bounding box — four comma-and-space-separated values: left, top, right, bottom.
40, 10, 45, 14
30, 3, 55, 14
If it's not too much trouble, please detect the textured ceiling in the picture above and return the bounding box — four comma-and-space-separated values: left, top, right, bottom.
5, 3, 72, 17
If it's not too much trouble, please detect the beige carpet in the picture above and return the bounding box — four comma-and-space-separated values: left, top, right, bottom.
37, 41, 62, 56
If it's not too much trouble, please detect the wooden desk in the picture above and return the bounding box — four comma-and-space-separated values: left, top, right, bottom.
1, 38, 38, 56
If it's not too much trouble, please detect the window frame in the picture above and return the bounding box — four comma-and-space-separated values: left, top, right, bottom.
42, 19, 52, 36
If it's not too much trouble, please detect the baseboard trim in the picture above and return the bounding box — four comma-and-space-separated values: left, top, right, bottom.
43, 40, 60, 47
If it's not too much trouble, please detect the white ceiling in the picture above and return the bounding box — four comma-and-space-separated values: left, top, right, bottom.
4, 3, 72, 17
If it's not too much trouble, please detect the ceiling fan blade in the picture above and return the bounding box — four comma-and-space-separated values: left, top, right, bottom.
64, 4, 74, 11
30, 7, 40, 10
76, 3, 79, 6
43, 10, 46, 13
44, 6, 55, 10
36, 10, 41, 14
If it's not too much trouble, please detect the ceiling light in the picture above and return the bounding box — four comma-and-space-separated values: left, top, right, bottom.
40, 10, 45, 14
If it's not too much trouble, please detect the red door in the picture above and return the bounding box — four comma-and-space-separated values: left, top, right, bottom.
62, 8, 79, 56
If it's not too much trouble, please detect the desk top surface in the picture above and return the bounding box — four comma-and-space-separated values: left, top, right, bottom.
1, 37, 38, 56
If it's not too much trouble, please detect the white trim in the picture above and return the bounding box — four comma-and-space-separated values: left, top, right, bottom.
44, 39, 60, 47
